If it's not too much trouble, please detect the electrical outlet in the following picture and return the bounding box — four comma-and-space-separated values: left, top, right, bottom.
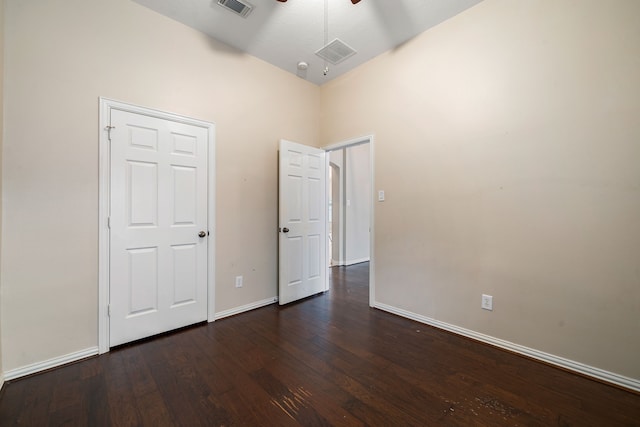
235, 276, 243, 288
481, 294, 493, 311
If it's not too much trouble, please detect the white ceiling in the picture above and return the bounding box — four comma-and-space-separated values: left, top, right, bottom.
133, 0, 483, 86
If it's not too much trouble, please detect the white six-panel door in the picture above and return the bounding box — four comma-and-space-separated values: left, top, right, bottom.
109, 109, 208, 346
278, 140, 327, 305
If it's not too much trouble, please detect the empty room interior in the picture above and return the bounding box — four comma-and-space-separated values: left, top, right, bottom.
0, 0, 639, 425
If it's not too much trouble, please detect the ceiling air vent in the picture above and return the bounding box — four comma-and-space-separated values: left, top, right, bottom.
315, 39, 357, 65
217, 0, 253, 18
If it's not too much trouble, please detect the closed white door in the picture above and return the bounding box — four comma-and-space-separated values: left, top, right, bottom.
279, 140, 327, 305
109, 109, 208, 347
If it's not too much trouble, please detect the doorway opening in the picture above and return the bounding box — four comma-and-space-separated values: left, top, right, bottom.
324, 135, 374, 306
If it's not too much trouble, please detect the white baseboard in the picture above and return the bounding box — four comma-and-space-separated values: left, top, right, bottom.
214, 296, 278, 321
346, 257, 370, 266
3, 347, 99, 382
373, 302, 640, 393
4, 298, 279, 381
8, 302, 635, 393
331, 258, 370, 267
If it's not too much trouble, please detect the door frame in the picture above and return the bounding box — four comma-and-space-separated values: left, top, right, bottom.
98, 98, 216, 354
324, 135, 375, 307
328, 160, 344, 266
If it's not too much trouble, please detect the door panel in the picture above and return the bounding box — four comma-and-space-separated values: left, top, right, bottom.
279, 140, 327, 305
172, 166, 197, 224
308, 234, 321, 279
128, 161, 158, 226
171, 244, 198, 305
110, 109, 208, 347
128, 247, 158, 315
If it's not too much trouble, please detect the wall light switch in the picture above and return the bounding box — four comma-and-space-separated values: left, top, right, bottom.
378, 190, 385, 201
235, 276, 243, 288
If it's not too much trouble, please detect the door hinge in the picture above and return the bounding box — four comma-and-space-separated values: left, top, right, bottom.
107, 216, 111, 229
105, 125, 115, 141
107, 304, 111, 317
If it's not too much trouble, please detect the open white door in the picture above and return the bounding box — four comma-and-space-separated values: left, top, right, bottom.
109, 108, 209, 346
278, 140, 327, 305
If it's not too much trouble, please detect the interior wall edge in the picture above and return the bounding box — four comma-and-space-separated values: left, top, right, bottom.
373, 301, 640, 394
0, 0, 5, 391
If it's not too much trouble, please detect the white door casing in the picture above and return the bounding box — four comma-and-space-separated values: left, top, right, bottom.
99, 98, 216, 352
278, 140, 327, 305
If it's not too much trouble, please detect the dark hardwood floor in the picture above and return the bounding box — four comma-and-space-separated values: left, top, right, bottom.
1, 263, 638, 426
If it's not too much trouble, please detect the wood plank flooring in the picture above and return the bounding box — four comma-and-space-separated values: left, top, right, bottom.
1, 263, 638, 426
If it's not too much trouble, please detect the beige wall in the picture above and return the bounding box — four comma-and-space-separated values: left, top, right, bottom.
2, 0, 639, 384
321, 0, 640, 379
1, 0, 319, 371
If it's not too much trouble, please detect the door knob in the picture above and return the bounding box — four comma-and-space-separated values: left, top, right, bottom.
198, 231, 207, 238
282, 227, 290, 233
